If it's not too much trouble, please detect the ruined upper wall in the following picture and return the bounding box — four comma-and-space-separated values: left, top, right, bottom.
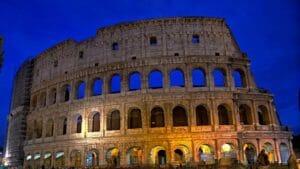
32, 17, 243, 87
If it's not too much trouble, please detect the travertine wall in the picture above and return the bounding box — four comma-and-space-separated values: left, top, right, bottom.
5, 17, 293, 168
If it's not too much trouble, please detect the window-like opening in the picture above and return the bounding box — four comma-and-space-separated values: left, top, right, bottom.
76, 116, 82, 133
92, 113, 100, 132
86, 150, 99, 167
173, 106, 188, 126
196, 105, 210, 125
131, 56, 136, 60
150, 107, 165, 128
127, 147, 142, 165
239, 104, 252, 125
218, 105, 232, 125
170, 69, 185, 87
70, 150, 81, 167
92, 78, 102, 96
150, 36, 157, 45
213, 69, 226, 87
192, 34, 199, 43
110, 74, 121, 93
106, 148, 120, 167
63, 117, 67, 135
221, 143, 236, 158
129, 72, 141, 91
107, 110, 120, 130
54, 60, 58, 67
62, 84, 70, 102
149, 70, 163, 89
258, 105, 270, 125
233, 69, 246, 88
174, 53, 179, 56
49, 88, 57, 105
192, 68, 206, 87
76, 81, 85, 99
243, 143, 256, 165
128, 109, 142, 129
279, 143, 289, 164
46, 119, 54, 137
262, 143, 275, 163
157, 150, 166, 165
112, 42, 119, 50
199, 145, 214, 162
33, 120, 42, 139
79, 51, 84, 59
174, 149, 184, 162
32, 95, 37, 109
215, 52, 220, 56
40, 92, 46, 107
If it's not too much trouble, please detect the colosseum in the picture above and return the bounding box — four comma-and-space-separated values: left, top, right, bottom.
5, 17, 294, 168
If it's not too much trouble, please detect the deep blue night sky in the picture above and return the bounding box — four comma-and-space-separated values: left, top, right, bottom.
0, 0, 299, 147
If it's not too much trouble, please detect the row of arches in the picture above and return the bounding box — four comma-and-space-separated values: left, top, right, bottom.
28, 104, 271, 139
31, 67, 248, 109
25, 142, 290, 168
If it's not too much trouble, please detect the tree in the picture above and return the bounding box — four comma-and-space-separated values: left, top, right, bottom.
0, 36, 3, 71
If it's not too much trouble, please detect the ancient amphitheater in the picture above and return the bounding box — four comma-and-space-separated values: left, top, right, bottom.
5, 17, 293, 168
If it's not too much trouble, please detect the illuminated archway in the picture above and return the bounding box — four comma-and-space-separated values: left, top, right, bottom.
127, 147, 143, 165
263, 142, 275, 163
70, 150, 81, 167
106, 148, 120, 167
243, 143, 256, 165
150, 146, 167, 165
221, 143, 236, 158
199, 144, 214, 164
86, 149, 99, 167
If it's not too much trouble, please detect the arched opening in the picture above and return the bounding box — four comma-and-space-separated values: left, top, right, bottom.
158, 150, 166, 165
39, 92, 46, 107
199, 145, 214, 164
92, 112, 100, 132
170, 68, 185, 87
45, 119, 54, 137
127, 147, 143, 165
107, 110, 120, 130
107, 148, 120, 167
62, 84, 70, 102
279, 143, 289, 164
258, 105, 270, 125
213, 69, 226, 87
243, 143, 256, 165
150, 36, 157, 45
70, 150, 81, 167
49, 88, 57, 105
63, 117, 67, 135
192, 68, 206, 87
76, 81, 85, 99
196, 105, 210, 125
110, 74, 121, 93
32, 95, 37, 109
86, 149, 99, 167
192, 34, 200, 43
174, 149, 184, 162
239, 104, 252, 125
92, 78, 102, 96
55, 151, 65, 168
76, 116, 82, 133
33, 120, 42, 139
112, 42, 119, 50
263, 142, 275, 163
218, 105, 232, 125
233, 69, 246, 88
128, 109, 142, 129
43, 152, 52, 168
221, 143, 236, 158
129, 72, 141, 91
173, 106, 188, 126
150, 107, 165, 128
149, 70, 163, 89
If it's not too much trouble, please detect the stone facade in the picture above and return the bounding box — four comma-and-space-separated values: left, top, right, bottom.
5, 17, 293, 168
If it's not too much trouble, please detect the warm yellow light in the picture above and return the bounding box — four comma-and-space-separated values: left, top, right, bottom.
221, 144, 231, 152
